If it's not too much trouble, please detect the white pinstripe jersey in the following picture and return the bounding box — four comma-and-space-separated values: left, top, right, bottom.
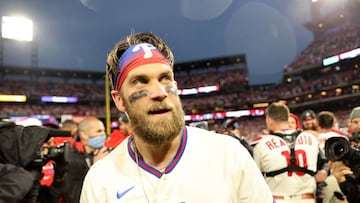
80, 126, 273, 203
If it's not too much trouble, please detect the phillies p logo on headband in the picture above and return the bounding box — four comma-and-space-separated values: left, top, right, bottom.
113, 43, 170, 90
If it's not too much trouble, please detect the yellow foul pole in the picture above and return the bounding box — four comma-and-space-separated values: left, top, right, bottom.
105, 67, 111, 135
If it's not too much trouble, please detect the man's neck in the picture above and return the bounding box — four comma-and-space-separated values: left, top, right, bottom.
132, 134, 181, 170
317, 127, 332, 133
272, 123, 292, 132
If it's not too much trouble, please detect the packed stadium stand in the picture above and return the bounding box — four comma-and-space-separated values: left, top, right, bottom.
1, 0, 359, 139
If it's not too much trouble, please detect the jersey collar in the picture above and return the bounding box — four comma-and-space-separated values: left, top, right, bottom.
127, 127, 187, 178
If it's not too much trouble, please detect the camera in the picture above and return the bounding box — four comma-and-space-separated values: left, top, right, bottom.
45, 142, 70, 161
46, 142, 70, 163
325, 136, 360, 179
348, 132, 360, 143
27, 142, 70, 171
0, 121, 73, 203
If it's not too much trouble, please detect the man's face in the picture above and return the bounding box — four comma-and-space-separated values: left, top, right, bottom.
302, 118, 317, 130
119, 121, 133, 136
78, 119, 106, 151
288, 117, 298, 130
86, 121, 106, 138
114, 63, 185, 145
349, 117, 360, 134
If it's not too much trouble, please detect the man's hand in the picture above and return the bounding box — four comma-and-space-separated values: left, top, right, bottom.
93, 147, 109, 163
330, 161, 353, 183
314, 169, 328, 182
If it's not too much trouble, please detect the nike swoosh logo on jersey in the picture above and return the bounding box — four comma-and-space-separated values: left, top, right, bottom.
116, 186, 135, 199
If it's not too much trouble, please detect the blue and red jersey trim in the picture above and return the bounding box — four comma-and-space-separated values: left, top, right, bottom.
127, 127, 187, 178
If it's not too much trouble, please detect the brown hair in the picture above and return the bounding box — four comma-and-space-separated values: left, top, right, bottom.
265, 102, 289, 122
106, 32, 174, 90
317, 111, 335, 129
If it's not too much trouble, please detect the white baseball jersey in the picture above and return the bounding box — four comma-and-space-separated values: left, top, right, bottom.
317, 130, 344, 156
251, 130, 319, 197
80, 126, 273, 203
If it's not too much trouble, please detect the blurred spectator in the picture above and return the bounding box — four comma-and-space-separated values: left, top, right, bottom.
104, 112, 132, 149
52, 120, 77, 147
348, 106, 360, 135
300, 109, 318, 131
289, 113, 301, 131
329, 108, 360, 203
347, 106, 360, 147
60, 120, 78, 137
221, 118, 242, 138
14, 118, 57, 195
220, 118, 253, 156
55, 117, 109, 203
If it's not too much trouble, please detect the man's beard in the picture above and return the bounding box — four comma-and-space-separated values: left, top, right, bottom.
303, 123, 317, 131
124, 99, 185, 145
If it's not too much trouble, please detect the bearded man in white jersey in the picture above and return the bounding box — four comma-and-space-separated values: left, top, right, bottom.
251, 102, 329, 203
80, 32, 273, 203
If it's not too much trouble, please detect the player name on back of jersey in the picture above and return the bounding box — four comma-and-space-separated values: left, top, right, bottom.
265, 134, 314, 150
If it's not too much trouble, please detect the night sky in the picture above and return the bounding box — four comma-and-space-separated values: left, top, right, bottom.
0, 0, 344, 84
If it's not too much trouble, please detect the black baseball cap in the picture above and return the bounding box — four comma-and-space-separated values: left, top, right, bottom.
300, 110, 316, 121
222, 118, 239, 130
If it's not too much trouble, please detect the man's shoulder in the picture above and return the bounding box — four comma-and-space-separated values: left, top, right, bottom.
186, 126, 244, 149
186, 126, 218, 140
300, 130, 318, 137
86, 152, 114, 176
186, 126, 236, 140
330, 128, 346, 136
249, 134, 273, 146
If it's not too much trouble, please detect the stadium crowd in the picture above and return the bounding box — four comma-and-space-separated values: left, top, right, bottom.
0, 63, 358, 139
1, 61, 359, 139
175, 66, 248, 88
1, 16, 359, 119
1, 58, 358, 136
285, 22, 360, 72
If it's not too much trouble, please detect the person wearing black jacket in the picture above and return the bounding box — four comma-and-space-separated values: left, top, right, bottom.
0, 121, 51, 203
325, 106, 360, 203
0, 163, 35, 202
55, 117, 109, 203
331, 161, 360, 203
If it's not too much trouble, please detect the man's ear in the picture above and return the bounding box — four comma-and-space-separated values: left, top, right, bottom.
78, 130, 87, 143
111, 90, 126, 112
265, 117, 272, 127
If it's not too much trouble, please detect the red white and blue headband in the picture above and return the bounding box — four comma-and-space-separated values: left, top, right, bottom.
113, 43, 170, 90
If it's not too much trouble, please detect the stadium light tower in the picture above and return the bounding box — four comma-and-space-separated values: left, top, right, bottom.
0, 16, 38, 67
